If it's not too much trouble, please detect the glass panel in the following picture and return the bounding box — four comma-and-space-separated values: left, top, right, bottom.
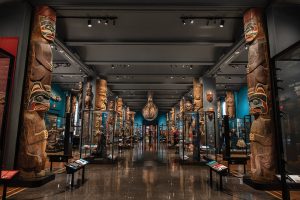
276, 43, 300, 175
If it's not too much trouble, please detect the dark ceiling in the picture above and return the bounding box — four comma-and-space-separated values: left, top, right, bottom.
27, 0, 269, 112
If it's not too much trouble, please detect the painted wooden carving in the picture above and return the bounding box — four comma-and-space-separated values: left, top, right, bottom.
179, 98, 184, 120
18, 6, 56, 178
71, 95, 77, 116
77, 82, 83, 118
225, 91, 235, 119
95, 79, 107, 111
206, 90, 213, 103
84, 81, 93, 110
193, 78, 203, 111
116, 97, 123, 128
142, 92, 158, 121
244, 8, 276, 182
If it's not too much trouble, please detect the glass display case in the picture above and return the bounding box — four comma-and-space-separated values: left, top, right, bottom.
0, 48, 14, 172
204, 111, 217, 160
274, 42, 300, 176
179, 111, 201, 163
80, 110, 118, 162
45, 114, 66, 153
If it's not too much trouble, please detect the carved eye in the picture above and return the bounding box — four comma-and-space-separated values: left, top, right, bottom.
35, 95, 45, 102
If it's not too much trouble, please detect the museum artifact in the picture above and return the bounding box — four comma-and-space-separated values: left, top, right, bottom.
17, 6, 56, 178
71, 95, 77, 116
116, 97, 123, 128
108, 99, 114, 111
244, 8, 276, 182
193, 78, 203, 111
65, 95, 71, 113
142, 92, 158, 121
84, 81, 93, 110
185, 100, 193, 112
179, 98, 184, 120
95, 79, 107, 111
225, 91, 235, 119
206, 90, 214, 103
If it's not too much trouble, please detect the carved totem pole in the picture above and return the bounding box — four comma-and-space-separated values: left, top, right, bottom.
193, 78, 203, 112
84, 81, 93, 110
77, 82, 83, 118
179, 98, 184, 120
116, 97, 123, 130
18, 6, 56, 178
244, 8, 276, 182
225, 91, 235, 119
95, 79, 107, 111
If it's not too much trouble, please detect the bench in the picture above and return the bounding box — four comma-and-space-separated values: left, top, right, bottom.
206, 161, 228, 190
65, 159, 88, 188
0, 170, 19, 200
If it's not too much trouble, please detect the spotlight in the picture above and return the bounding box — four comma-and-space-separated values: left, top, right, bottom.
170, 76, 174, 79
182, 76, 185, 79
189, 66, 193, 70
190, 19, 194, 24
219, 19, 225, 28
88, 19, 92, 28
245, 44, 249, 50
182, 19, 186, 25
97, 19, 101, 24
228, 76, 232, 80
235, 51, 240, 55
206, 19, 210, 26
112, 65, 115, 69
104, 19, 109, 26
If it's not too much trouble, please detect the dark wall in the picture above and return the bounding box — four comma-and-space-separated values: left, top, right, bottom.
0, 2, 32, 169
267, 4, 300, 57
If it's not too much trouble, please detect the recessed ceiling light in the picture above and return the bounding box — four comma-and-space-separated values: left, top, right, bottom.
190, 19, 194, 24
170, 76, 174, 79
235, 51, 240, 55
97, 19, 101, 24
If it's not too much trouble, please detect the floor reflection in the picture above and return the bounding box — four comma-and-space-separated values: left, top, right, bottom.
10, 144, 278, 200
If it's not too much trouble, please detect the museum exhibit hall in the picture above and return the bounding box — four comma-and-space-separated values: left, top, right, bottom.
0, 0, 300, 199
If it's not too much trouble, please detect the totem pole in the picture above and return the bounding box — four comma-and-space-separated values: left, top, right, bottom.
83, 81, 93, 141
18, 6, 56, 178
116, 97, 123, 132
244, 8, 276, 182
225, 91, 235, 119
193, 78, 203, 112
193, 78, 205, 137
179, 98, 184, 121
95, 79, 107, 111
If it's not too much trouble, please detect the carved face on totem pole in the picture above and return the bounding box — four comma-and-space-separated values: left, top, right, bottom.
206, 90, 214, 103
108, 100, 114, 111
116, 98, 123, 117
84, 81, 93, 109
225, 91, 235, 119
96, 79, 107, 111
193, 78, 203, 111
18, 6, 56, 178
244, 8, 276, 182
185, 100, 193, 112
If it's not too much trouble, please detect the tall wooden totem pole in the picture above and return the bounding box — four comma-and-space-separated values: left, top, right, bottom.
18, 6, 56, 178
244, 8, 277, 182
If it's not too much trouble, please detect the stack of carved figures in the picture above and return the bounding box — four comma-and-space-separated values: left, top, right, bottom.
244, 8, 276, 183
17, 6, 56, 178
93, 79, 108, 158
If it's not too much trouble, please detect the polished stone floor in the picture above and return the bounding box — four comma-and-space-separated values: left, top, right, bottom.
10, 144, 279, 200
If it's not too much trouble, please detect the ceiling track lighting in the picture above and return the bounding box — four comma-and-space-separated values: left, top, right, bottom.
180, 16, 225, 28
88, 19, 92, 28
86, 16, 118, 28
219, 19, 225, 28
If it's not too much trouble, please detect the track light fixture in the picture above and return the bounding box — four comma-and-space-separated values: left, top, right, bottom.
88, 19, 92, 27
85, 16, 118, 28
219, 19, 225, 28
180, 16, 226, 28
